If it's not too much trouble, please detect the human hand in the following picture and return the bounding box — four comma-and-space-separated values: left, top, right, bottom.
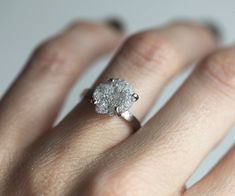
0, 19, 234, 196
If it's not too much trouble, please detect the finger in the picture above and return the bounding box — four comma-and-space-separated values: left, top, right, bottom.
22, 21, 218, 195
58, 20, 217, 137
56, 21, 217, 152
89, 46, 235, 196
0, 20, 123, 159
184, 145, 235, 196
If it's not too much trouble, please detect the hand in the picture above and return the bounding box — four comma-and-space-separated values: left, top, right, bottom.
0, 18, 234, 196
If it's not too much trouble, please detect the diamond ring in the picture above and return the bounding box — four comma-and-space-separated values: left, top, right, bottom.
88, 78, 141, 131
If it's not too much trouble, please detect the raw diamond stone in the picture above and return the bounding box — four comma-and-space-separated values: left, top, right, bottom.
92, 78, 135, 116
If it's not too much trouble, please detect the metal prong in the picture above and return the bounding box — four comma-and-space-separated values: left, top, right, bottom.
91, 99, 97, 104
115, 106, 121, 116
131, 93, 139, 102
108, 78, 115, 82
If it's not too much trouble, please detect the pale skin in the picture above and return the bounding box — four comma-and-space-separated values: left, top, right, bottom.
0, 19, 235, 196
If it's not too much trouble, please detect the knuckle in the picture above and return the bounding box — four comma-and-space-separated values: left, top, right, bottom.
122, 31, 180, 73
202, 48, 235, 92
29, 39, 78, 76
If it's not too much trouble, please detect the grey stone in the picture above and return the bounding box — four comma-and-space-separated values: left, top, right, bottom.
92, 78, 136, 116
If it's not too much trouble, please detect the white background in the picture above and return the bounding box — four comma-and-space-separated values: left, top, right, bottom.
1, 0, 235, 187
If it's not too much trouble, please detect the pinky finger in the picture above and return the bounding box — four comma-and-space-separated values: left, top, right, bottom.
184, 145, 235, 196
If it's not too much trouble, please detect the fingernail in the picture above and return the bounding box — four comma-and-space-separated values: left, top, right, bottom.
106, 18, 125, 32
203, 20, 223, 41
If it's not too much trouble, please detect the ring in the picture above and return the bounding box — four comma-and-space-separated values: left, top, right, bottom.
88, 78, 141, 131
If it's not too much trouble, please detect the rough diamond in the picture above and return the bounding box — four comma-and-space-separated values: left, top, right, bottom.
92, 78, 135, 116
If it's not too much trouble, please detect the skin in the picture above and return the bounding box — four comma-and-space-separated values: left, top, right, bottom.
0, 19, 235, 196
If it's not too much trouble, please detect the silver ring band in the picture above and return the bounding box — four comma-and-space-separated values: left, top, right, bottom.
120, 111, 141, 131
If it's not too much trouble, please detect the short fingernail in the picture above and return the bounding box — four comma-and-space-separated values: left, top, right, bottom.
203, 20, 223, 41
106, 18, 125, 32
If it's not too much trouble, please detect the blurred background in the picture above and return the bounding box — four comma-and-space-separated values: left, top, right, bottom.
1, 0, 235, 187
